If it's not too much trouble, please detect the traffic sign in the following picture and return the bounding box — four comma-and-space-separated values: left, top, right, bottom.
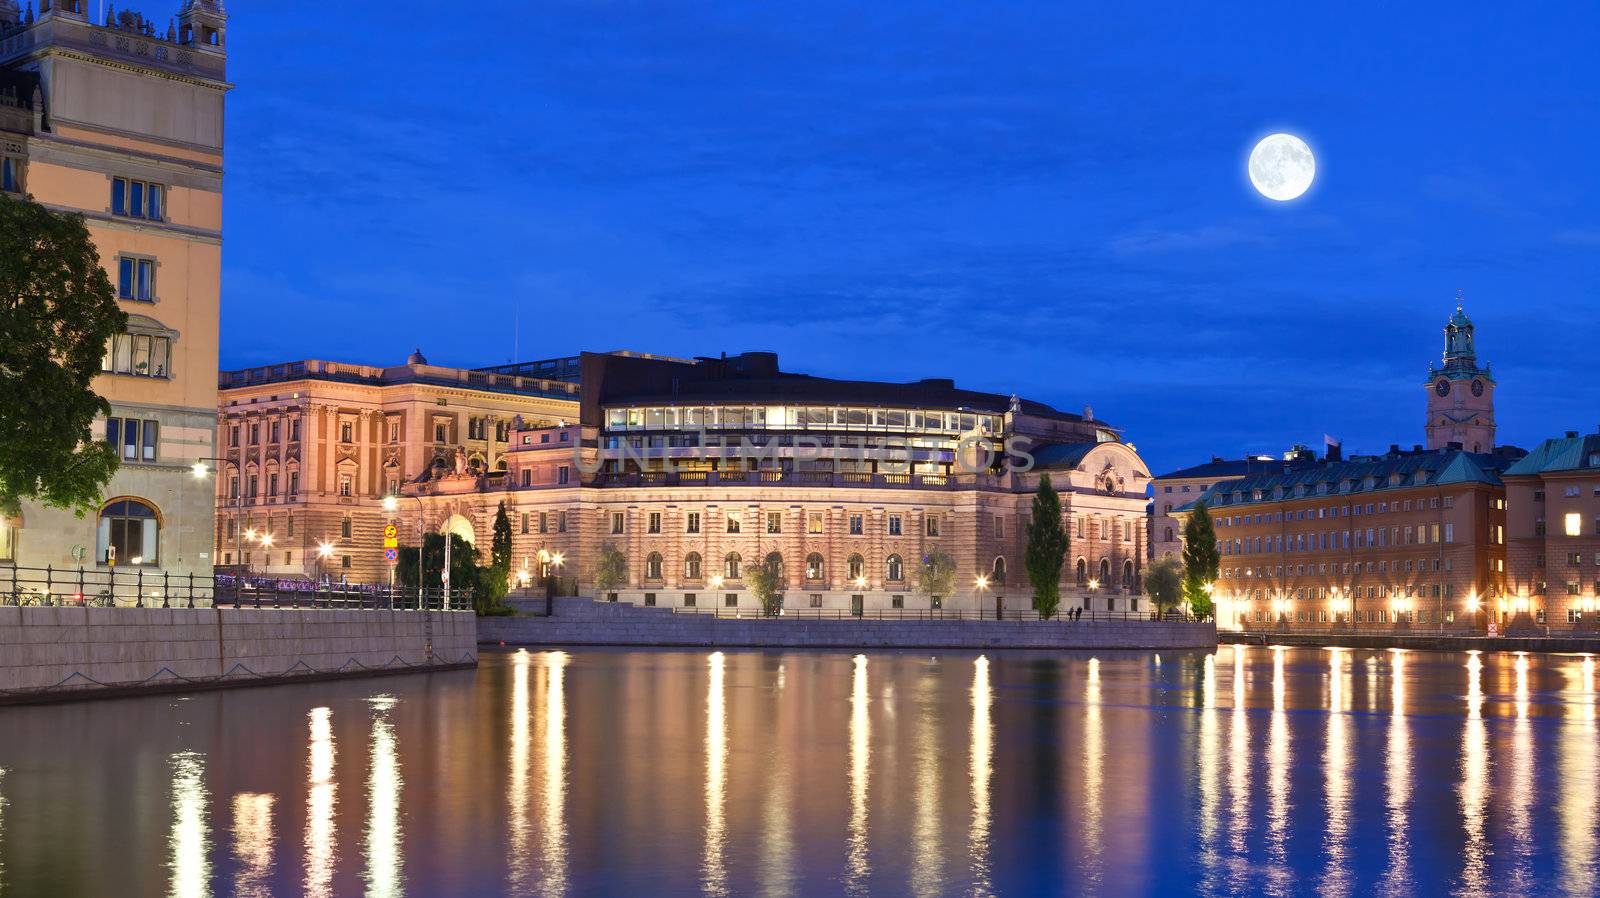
384, 547, 398, 562
383, 536, 398, 549
384, 524, 397, 540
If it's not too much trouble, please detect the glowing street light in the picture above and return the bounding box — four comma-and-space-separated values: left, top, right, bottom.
710, 574, 725, 589
381, 495, 399, 513
316, 540, 335, 559
1087, 578, 1100, 592
259, 533, 274, 549
854, 575, 867, 590
191, 460, 209, 479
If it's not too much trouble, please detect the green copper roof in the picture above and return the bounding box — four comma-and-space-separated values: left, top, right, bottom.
1178, 449, 1510, 512
1504, 434, 1600, 476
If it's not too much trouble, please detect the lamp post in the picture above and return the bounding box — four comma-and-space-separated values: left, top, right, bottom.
193, 456, 245, 574
975, 574, 992, 619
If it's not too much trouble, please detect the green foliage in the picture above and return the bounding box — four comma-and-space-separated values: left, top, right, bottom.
491, 501, 513, 572
917, 548, 957, 598
1143, 556, 1185, 612
477, 501, 515, 611
0, 193, 127, 516
1025, 473, 1069, 618
1182, 500, 1221, 619
398, 533, 481, 596
747, 553, 785, 616
591, 542, 627, 593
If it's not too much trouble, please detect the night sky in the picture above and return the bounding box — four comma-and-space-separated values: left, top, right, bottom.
220, 3, 1600, 476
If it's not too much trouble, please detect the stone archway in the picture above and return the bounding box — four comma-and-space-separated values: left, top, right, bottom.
440, 513, 476, 547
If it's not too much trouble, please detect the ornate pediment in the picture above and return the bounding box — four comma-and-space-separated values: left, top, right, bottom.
1096, 460, 1125, 495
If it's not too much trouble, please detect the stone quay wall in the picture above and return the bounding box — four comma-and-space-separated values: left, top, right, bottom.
1222, 629, 1600, 654
483, 597, 1215, 651
0, 607, 477, 704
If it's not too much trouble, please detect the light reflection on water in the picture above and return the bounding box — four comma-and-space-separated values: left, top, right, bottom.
304, 706, 337, 898
2, 646, 1600, 896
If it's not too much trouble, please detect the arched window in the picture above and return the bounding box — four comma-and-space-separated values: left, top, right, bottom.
1075, 557, 1088, 585
1098, 557, 1111, 584
992, 556, 1007, 584
805, 552, 825, 580
764, 552, 783, 578
645, 552, 663, 580
1122, 559, 1135, 589
847, 553, 864, 581
886, 554, 904, 582
98, 498, 159, 564
685, 552, 702, 580
724, 552, 742, 580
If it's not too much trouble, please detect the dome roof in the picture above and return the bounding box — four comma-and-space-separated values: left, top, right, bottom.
406, 348, 428, 366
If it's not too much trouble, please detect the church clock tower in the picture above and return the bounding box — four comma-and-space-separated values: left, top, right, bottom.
1425, 301, 1496, 452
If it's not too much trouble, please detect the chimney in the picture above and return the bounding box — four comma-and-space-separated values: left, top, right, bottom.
1325, 442, 1342, 463
1389, 444, 1401, 455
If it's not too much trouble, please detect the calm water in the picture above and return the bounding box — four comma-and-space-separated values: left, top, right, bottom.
0, 645, 1597, 897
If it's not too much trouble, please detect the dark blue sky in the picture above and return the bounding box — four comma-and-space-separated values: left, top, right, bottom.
221, 3, 1600, 476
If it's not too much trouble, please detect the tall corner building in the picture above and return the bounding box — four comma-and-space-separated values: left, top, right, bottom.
0, 1, 230, 578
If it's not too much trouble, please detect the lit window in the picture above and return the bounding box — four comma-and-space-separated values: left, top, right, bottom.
98, 498, 159, 564
101, 332, 172, 378
1566, 513, 1583, 537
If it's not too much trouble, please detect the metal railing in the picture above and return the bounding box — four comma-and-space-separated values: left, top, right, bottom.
0, 565, 472, 611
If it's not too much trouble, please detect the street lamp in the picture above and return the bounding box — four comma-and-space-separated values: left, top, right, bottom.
384, 493, 424, 605
975, 574, 993, 619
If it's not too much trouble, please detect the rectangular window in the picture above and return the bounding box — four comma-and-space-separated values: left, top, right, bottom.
611, 512, 625, 534
340, 421, 354, 443
388, 421, 400, 442
1566, 513, 1583, 537
1, 156, 21, 193
726, 513, 741, 534
101, 333, 171, 377
111, 177, 164, 220
725, 593, 738, 608
994, 515, 1005, 538
117, 257, 156, 302
684, 593, 697, 607
558, 511, 567, 533
807, 511, 824, 534
268, 473, 279, 497
338, 474, 352, 497
521, 469, 531, 487
926, 515, 940, 537
270, 420, 280, 442
648, 512, 662, 534
434, 423, 448, 443
289, 472, 300, 496
767, 511, 782, 534
686, 512, 701, 534
557, 466, 569, 485
849, 514, 863, 535
888, 515, 902, 536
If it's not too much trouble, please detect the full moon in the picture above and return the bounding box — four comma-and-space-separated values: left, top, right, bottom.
1248, 133, 1315, 201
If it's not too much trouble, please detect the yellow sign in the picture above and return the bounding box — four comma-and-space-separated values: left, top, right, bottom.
384, 524, 398, 540
383, 536, 399, 549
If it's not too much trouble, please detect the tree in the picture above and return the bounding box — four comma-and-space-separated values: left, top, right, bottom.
1025, 473, 1069, 618
591, 542, 627, 595
1182, 500, 1221, 620
1143, 556, 1185, 615
0, 192, 127, 516
476, 501, 514, 609
398, 533, 481, 600
747, 551, 784, 616
490, 501, 513, 573
917, 548, 957, 603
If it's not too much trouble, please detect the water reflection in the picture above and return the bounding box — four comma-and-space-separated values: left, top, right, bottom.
1196, 654, 1220, 892
703, 652, 728, 898
845, 655, 870, 896
1322, 649, 1350, 898
1509, 654, 1534, 893
1381, 651, 1412, 897
1226, 646, 1249, 894
364, 695, 403, 898
969, 655, 994, 897
507, 651, 532, 894
540, 652, 569, 897
911, 665, 944, 898
1081, 657, 1104, 891
1560, 656, 1598, 895
1266, 647, 1290, 886
1459, 652, 1489, 897
304, 706, 337, 898
167, 751, 211, 898
231, 792, 276, 898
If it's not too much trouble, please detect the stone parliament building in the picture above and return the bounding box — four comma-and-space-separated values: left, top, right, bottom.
217, 350, 1155, 614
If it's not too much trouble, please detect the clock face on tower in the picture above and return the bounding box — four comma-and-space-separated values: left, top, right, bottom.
1435, 379, 1451, 397
1471, 379, 1485, 397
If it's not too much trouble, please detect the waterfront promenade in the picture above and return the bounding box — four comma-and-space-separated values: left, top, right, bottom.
482, 595, 1216, 650
1222, 628, 1600, 653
